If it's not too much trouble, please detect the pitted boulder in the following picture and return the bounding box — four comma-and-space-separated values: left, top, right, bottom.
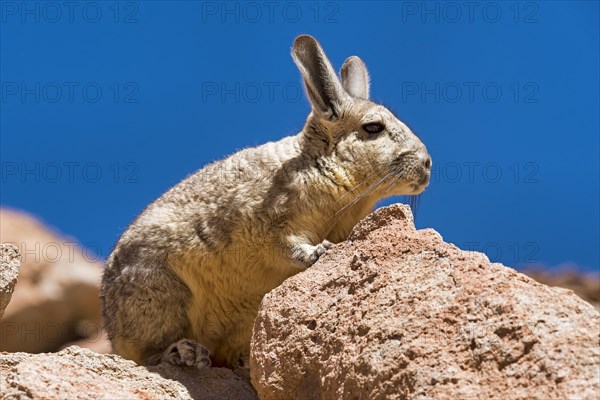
250, 204, 600, 400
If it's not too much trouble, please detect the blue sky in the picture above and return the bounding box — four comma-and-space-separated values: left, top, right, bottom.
1, 1, 598, 274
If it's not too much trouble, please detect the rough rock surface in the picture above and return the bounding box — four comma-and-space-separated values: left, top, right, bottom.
0, 346, 258, 400
0, 243, 21, 319
0, 208, 108, 353
250, 204, 600, 400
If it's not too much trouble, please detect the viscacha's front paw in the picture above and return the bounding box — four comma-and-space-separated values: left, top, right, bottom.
307, 240, 332, 264
292, 240, 332, 267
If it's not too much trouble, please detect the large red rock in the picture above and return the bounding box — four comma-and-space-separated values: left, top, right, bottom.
250, 204, 600, 400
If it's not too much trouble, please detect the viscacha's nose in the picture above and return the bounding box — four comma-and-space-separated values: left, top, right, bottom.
415, 146, 431, 171
423, 155, 432, 170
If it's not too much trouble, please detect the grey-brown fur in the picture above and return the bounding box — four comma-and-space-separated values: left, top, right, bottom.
100, 35, 431, 369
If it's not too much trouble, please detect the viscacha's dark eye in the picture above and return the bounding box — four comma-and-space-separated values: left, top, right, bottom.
362, 122, 385, 134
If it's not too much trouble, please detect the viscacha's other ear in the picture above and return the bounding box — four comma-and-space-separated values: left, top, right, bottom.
341, 56, 370, 100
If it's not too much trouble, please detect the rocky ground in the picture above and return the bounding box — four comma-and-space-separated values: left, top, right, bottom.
1, 206, 598, 399
0, 347, 257, 400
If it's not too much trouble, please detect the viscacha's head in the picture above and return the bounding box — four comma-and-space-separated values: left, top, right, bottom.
293, 35, 431, 198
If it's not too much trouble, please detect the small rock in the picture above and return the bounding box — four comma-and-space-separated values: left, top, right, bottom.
0, 243, 21, 319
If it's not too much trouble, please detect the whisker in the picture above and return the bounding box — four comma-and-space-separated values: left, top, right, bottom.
400, 194, 421, 221
333, 170, 380, 206
412, 195, 420, 218
331, 158, 389, 206
384, 173, 402, 194
330, 170, 395, 222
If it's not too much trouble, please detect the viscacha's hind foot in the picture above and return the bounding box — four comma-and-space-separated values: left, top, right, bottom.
161, 338, 211, 369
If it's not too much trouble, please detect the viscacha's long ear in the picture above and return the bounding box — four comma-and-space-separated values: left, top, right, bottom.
340, 56, 370, 100
292, 35, 349, 120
